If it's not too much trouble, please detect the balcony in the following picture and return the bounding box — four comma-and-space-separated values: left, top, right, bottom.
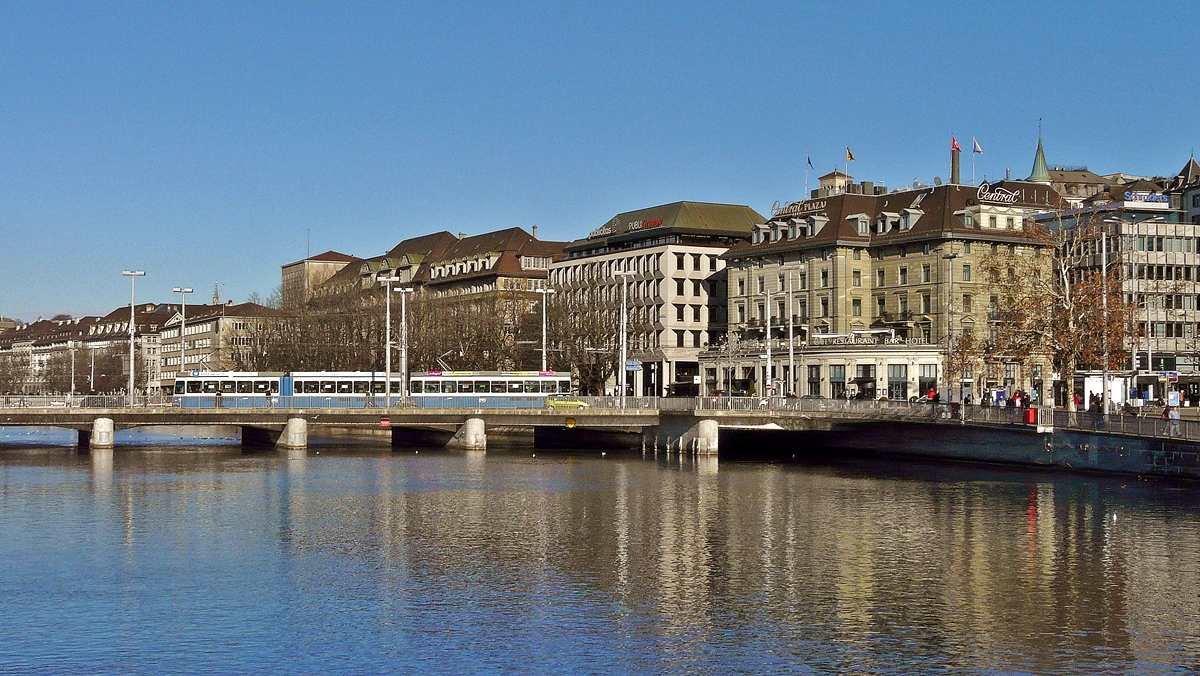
878, 310, 914, 324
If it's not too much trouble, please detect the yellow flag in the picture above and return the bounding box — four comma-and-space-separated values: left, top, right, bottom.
845, 147, 856, 162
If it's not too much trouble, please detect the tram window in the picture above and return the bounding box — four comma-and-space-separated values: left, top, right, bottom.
337, 381, 353, 394
437, 381, 452, 393
353, 382, 368, 393
508, 382, 522, 393
372, 382, 385, 394
220, 381, 236, 393
560, 380, 571, 393
475, 381, 488, 393
458, 381, 473, 393
424, 382, 439, 393
271, 381, 279, 393
491, 381, 506, 393
175, 382, 186, 394
304, 381, 320, 394
524, 381, 539, 393
254, 381, 271, 393
187, 381, 201, 393
237, 381, 252, 393
320, 381, 336, 393
541, 381, 557, 393
203, 381, 219, 393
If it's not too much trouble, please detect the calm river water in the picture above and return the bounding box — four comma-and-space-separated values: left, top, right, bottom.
1, 442, 1199, 674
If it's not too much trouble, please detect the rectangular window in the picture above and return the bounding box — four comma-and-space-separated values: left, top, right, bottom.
857, 364, 876, 380
877, 269, 885, 287
962, 294, 972, 312
820, 297, 829, 317
922, 264, 931, 283
821, 269, 829, 287
709, 255, 717, 271
692, 305, 701, 322
899, 267, 908, 285
692, 280, 702, 296
676, 253, 685, 270
963, 242, 971, 253
988, 216, 997, 228
776, 300, 785, 320
676, 279, 685, 296
853, 270, 862, 287
799, 273, 807, 289
962, 264, 971, 282
676, 330, 685, 347
798, 300, 807, 319
853, 249, 862, 260
921, 294, 931, 314
899, 295, 909, 313
757, 303, 765, 321
738, 278, 745, 295
758, 276, 765, 293
692, 254, 701, 271
876, 296, 886, 316
852, 298, 862, 316
675, 304, 685, 321
1006, 217, 1015, 228
737, 305, 745, 323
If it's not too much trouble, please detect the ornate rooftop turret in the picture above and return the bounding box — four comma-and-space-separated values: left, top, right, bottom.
1028, 137, 1050, 184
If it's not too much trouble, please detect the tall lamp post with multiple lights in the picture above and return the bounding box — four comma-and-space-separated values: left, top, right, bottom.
942, 251, 960, 402
398, 286, 413, 399
379, 276, 400, 405
761, 290, 785, 396
122, 270, 145, 405
535, 288, 556, 372
614, 270, 635, 399
173, 287, 193, 384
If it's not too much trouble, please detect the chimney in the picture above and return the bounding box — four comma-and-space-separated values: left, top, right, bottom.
951, 146, 961, 184
1006, 168, 1011, 180
532, 225, 538, 239
861, 181, 874, 195
458, 232, 466, 240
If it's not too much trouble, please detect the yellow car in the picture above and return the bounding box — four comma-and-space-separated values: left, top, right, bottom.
544, 394, 589, 410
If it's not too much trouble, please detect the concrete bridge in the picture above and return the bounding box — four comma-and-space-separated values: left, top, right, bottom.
2, 395, 1198, 479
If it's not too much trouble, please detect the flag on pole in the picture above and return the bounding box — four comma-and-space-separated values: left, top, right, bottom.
972, 137, 984, 154
951, 136, 962, 152
845, 147, 856, 162
807, 154, 814, 170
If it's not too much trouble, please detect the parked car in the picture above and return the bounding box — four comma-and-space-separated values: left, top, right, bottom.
544, 394, 589, 411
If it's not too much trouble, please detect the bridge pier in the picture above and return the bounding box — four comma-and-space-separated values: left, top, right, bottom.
276, 417, 308, 450
447, 417, 486, 451
87, 418, 115, 450
681, 419, 719, 456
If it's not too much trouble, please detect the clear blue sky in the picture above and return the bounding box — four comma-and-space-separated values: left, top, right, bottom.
2, 2, 1198, 320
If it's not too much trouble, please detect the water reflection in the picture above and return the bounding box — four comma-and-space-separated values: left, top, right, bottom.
0, 446, 1197, 673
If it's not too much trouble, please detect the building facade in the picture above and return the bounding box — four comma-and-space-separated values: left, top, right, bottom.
550, 201, 762, 396
703, 176, 1061, 401
281, 250, 359, 307
158, 302, 283, 390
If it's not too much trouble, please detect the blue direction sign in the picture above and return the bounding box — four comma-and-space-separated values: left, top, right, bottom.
625, 361, 642, 372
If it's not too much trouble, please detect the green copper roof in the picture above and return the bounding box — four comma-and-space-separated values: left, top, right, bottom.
1028, 138, 1050, 183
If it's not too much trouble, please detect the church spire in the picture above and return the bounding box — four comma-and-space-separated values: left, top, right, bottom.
1028, 136, 1050, 184
212, 281, 220, 305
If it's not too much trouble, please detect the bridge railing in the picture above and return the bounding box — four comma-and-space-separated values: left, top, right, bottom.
1048, 409, 1200, 442
0, 395, 176, 409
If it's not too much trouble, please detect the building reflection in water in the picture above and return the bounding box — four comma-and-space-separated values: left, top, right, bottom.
5, 446, 1198, 671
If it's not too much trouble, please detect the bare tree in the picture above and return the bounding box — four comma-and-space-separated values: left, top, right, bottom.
976, 214, 1133, 410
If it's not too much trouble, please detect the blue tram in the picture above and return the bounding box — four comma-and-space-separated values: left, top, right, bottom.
173, 370, 571, 408
409, 371, 571, 408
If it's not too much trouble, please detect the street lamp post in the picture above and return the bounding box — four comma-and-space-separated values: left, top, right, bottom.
942, 252, 961, 402
398, 286, 413, 399
122, 270, 145, 405
535, 288, 556, 372
379, 276, 400, 405
759, 290, 784, 396
614, 271, 634, 399
69, 341, 76, 404
172, 287, 193, 386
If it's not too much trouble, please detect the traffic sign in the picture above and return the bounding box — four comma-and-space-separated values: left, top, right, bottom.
625, 361, 641, 372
